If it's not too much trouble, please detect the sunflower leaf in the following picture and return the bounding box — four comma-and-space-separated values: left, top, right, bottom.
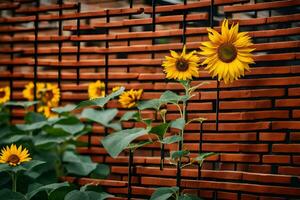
150, 187, 179, 200
51, 104, 76, 114
101, 128, 149, 158
4, 101, 39, 109
75, 87, 125, 109
81, 108, 118, 127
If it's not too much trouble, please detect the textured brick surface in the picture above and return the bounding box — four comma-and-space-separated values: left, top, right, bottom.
0, 0, 299, 199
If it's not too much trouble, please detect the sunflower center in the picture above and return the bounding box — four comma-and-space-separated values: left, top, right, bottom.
175, 58, 189, 72
96, 87, 103, 96
0, 91, 5, 98
218, 43, 237, 63
44, 90, 54, 101
7, 154, 20, 165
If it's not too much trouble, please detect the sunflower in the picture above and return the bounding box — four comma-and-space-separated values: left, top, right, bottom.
88, 80, 105, 100
0, 86, 10, 104
119, 89, 143, 108
23, 82, 45, 101
0, 144, 31, 166
112, 86, 121, 93
199, 19, 254, 84
39, 83, 60, 107
162, 45, 200, 81
38, 105, 57, 118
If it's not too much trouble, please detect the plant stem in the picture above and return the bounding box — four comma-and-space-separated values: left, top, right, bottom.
11, 172, 17, 192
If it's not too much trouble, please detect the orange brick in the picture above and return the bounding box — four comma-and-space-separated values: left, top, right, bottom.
275, 99, 300, 107
290, 132, 300, 141
221, 154, 260, 163
259, 132, 286, 141
220, 100, 272, 110
272, 121, 300, 130
272, 144, 300, 153
263, 155, 291, 164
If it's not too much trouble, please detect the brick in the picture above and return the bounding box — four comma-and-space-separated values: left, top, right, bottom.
272, 121, 300, 130
278, 166, 300, 176
290, 132, 300, 141
200, 133, 257, 142
275, 99, 300, 107
292, 156, 300, 165
239, 144, 268, 153
248, 164, 271, 174
220, 100, 272, 110
272, 144, 300, 153
221, 154, 260, 163
242, 172, 291, 184
217, 191, 238, 199
200, 88, 285, 100
263, 155, 291, 164
259, 132, 286, 141
288, 87, 300, 96
293, 110, 300, 118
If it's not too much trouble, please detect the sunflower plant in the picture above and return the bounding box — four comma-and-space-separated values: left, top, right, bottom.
0, 100, 113, 199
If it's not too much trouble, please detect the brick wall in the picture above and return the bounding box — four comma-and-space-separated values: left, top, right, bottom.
0, 0, 299, 199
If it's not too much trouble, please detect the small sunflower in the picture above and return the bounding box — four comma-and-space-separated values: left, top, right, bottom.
0, 144, 31, 166
199, 19, 254, 84
88, 80, 105, 100
38, 105, 57, 118
39, 83, 60, 107
0, 86, 10, 104
119, 89, 143, 108
162, 45, 200, 81
23, 82, 45, 101
112, 86, 121, 93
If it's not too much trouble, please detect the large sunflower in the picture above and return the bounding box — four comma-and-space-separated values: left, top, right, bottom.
23, 82, 45, 101
162, 45, 200, 81
199, 19, 254, 84
39, 83, 60, 107
0, 86, 10, 104
119, 89, 143, 108
0, 144, 31, 166
88, 80, 105, 100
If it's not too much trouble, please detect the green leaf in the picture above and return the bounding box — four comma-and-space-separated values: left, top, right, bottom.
170, 118, 185, 131
192, 152, 217, 167
26, 182, 69, 200
54, 123, 84, 135
171, 150, 190, 161
120, 111, 140, 121
127, 140, 152, 150
48, 186, 74, 200
0, 160, 45, 173
137, 99, 161, 110
81, 108, 118, 126
51, 104, 76, 114
150, 123, 169, 140
179, 194, 203, 200
101, 128, 149, 158
150, 187, 179, 200
25, 112, 46, 123
16, 121, 49, 131
160, 91, 187, 104
64, 190, 89, 200
162, 135, 182, 144
90, 164, 110, 179
63, 151, 97, 176
76, 87, 125, 109
106, 122, 122, 131
0, 189, 26, 200
4, 101, 39, 108
34, 134, 67, 147
86, 191, 113, 200
65, 162, 97, 176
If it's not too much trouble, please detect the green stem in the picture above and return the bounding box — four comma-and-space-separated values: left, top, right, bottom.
11, 172, 17, 192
